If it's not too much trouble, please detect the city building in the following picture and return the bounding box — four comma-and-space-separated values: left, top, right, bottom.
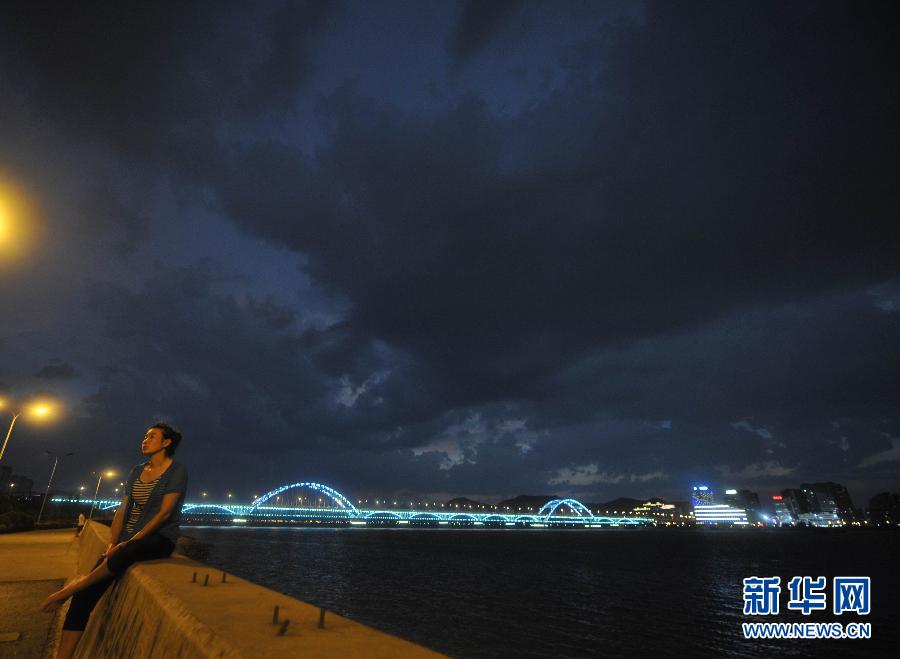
867, 492, 900, 527
774, 482, 854, 526
781, 488, 810, 519
724, 488, 761, 523
691, 485, 713, 506
2, 465, 34, 497
800, 482, 855, 522
631, 500, 693, 525
771, 494, 794, 525
691, 485, 749, 526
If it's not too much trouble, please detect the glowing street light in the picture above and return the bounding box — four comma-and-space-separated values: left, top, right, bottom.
0, 177, 40, 268
88, 470, 116, 520
0, 397, 62, 463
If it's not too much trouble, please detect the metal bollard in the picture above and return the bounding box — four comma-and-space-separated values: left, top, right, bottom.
272, 605, 280, 624
203, 574, 209, 586
318, 607, 326, 629
191, 572, 197, 583
277, 619, 290, 636
221, 572, 227, 583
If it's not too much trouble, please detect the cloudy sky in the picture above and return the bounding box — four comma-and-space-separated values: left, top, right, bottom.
1, 1, 897, 507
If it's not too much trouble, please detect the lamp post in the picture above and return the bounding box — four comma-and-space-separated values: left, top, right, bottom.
88, 470, 116, 520
0, 412, 20, 463
37, 450, 73, 525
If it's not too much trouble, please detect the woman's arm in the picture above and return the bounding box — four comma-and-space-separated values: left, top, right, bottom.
120, 492, 180, 544
108, 495, 129, 545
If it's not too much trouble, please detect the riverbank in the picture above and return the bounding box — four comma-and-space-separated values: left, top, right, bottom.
0, 523, 443, 658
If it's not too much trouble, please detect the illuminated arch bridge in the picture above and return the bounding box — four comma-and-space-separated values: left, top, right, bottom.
53, 481, 651, 527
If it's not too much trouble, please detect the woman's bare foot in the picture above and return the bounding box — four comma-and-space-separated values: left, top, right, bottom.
40, 576, 84, 612
40, 590, 66, 612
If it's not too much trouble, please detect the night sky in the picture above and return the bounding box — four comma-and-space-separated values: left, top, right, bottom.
1, 1, 897, 506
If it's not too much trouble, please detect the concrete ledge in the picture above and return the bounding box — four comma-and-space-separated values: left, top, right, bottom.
73, 522, 442, 658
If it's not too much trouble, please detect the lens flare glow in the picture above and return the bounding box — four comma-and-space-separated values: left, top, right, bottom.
25, 400, 59, 422
0, 174, 41, 268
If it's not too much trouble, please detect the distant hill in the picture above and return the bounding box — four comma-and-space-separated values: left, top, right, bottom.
496, 495, 558, 512
445, 497, 487, 510
594, 497, 646, 513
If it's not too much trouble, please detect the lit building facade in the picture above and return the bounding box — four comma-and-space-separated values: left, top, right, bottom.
631, 500, 693, 525
724, 488, 761, 523
800, 482, 855, 522
771, 495, 794, 525
691, 485, 749, 526
691, 485, 713, 506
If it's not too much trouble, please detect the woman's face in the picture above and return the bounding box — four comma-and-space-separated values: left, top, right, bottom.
141, 427, 170, 456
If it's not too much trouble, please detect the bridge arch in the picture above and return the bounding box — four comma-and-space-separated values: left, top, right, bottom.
183, 504, 239, 515
365, 511, 401, 520
538, 498, 595, 522
449, 513, 476, 521
249, 482, 359, 515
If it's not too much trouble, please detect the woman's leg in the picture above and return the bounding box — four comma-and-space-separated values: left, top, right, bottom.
43, 531, 176, 659
56, 630, 82, 659
41, 558, 115, 612
43, 533, 175, 613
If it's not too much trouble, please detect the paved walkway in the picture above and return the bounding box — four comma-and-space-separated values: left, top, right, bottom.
1, 528, 443, 658
0, 530, 76, 659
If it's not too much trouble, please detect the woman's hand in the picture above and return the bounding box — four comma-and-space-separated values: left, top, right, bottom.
103, 541, 129, 557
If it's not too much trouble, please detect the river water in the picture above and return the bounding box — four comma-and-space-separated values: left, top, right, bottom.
184, 526, 898, 657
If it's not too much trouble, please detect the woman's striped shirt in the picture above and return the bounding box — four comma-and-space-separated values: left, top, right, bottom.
125, 476, 160, 534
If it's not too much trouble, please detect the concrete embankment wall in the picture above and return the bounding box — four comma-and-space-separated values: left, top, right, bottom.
72, 522, 442, 658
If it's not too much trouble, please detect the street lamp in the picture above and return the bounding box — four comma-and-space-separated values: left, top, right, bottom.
2, 398, 60, 458
88, 470, 116, 520
37, 450, 73, 525
0, 397, 61, 463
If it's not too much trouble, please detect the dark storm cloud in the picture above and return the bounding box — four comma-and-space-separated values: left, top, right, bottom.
78, 187, 149, 258
35, 360, 78, 380
0, 0, 335, 171
216, 0, 899, 413
445, 0, 523, 68
1, 1, 898, 501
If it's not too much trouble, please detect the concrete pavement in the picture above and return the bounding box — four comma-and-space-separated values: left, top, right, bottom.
0, 529, 76, 659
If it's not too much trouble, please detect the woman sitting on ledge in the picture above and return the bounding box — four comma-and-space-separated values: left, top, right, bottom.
42, 423, 189, 659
